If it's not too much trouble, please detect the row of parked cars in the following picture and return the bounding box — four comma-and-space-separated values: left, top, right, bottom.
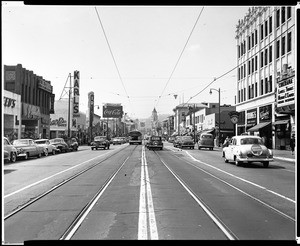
3, 137, 79, 163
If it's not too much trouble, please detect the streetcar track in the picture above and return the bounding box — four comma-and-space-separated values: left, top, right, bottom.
161, 149, 295, 222
151, 150, 237, 240
4, 145, 137, 221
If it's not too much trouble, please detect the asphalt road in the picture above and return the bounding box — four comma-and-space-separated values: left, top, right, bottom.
3, 142, 296, 242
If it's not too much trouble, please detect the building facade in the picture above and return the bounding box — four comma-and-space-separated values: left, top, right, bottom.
235, 6, 295, 149
4, 64, 55, 140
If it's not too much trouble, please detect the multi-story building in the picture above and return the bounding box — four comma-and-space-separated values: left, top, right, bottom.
235, 6, 295, 149
4, 64, 55, 140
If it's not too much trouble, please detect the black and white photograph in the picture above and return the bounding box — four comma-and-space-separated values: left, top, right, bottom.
2, 2, 298, 243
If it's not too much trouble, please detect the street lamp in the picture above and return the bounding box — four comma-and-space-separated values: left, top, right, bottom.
209, 88, 221, 147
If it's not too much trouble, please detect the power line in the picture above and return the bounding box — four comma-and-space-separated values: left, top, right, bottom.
155, 6, 205, 108
94, 7, 133, 112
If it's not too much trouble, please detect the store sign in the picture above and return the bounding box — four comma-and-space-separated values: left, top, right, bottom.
3, 96, 16, 108
103, 104, 123, 118
49, 94, 55, 114
22, 103, 41, 120
259, 105, 272, 122
50, 117, 67, 127
277, 77, 295, 107
88, 91, 94, 127
246, 109, 257, 126
38, 79, 53, 93
73, 70, 80, 117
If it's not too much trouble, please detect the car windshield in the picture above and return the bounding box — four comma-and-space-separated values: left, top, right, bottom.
240, 138, 262, 145
13, 140, 29, 145
50, 139, 62, 143
35, 140, 47, 144
201, 135, 213, 139
182, 136, 193, 141
94, 136, 106, 141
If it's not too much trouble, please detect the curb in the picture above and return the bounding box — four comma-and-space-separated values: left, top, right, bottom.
273, 156, 295, 163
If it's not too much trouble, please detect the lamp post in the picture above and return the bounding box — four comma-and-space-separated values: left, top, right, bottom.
210, 88, 221, 147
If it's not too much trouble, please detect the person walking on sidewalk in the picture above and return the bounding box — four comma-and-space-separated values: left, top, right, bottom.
290, 134, 295, 155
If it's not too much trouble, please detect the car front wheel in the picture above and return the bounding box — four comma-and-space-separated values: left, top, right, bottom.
262, 161, 269, 168
235, 158, 242, 166
37, 152, 42, 158
11, 152, 17, 163
44, 149, 48, 156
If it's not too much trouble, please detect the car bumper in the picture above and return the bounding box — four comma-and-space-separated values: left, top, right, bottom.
236, 156, 273, 162
148, 145, 163, 148
17, 153, 27, 158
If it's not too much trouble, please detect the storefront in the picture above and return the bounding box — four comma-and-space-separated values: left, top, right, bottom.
236, 111, 245, 135
3, 90, 21, 141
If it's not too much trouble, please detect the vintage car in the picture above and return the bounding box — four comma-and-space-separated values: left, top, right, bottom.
197, 133, 214, 150
66, 137, 79, 151
173, 136, 182, 147
91, 136, 110, 150
12, 139, 44, 160
4, 137, 17, 163
168, 136, 175, 143
147, 136, 163, 150
112, 137, 124, 145
35, 139, 59, 156
144, 135, 150, 148
177, 136, 195, 149
222, 135, 273, 167
49, 138, 70, 153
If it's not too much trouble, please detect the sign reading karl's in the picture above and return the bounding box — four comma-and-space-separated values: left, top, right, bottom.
73, 70, 80, 117
103, 103, 123, 118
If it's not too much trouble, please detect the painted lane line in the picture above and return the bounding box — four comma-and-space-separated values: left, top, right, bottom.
138, 147, 158, 240
143, 148, 158, 239
159, 157, 236, 240
185, 151, 295, 204
4, 152, 111, 199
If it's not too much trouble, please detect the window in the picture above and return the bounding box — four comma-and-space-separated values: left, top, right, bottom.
276, 9, 280, 28
287, 6, 291, 19
244, 88, 246, 101
281, 36, 285, 55
269, 75, 272, 92
260, 51, 264, 67
269, 45, 272, 62
244, 40, 246, 54
265, 78, 268, 93
248, 60, 251, 75
287, 32, 292, 52
238, 45, 240, 58
281, 7, 285, 24
255, 82, 257, 97
248, 36, 251, 50
238, 67, 240, 80
260, 79, 264, 95
269, 16, 272, 34
252, 58, 254, 73
238, 90, 240, 103
260, 24, 263, 40
265, 20, 268, 37
276, 40, 280, 58
255, 29, 258, 44
251, 33, 254, 48
248, 86, 251, 100
241, 66, 243, 79
264, 49, 268, 66
255, 56, 257, 71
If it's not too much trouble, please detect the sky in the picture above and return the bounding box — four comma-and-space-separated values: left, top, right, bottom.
2, 2, 252, 119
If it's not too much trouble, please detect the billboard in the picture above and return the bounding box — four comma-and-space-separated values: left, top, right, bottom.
73, 70, 80, 117
88, 91, 94, 127
103, 104, 123, 118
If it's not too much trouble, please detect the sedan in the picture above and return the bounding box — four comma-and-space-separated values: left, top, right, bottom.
222, 135, 273, 167
177, 136, 195, 149
91, 136, 110, 150
35, 139, 59, 156
4, 137, 17, 163
12, 139, 44, 160
49, 138, 70, 153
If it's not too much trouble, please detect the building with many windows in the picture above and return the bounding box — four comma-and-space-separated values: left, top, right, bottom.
235, 6, 295, 149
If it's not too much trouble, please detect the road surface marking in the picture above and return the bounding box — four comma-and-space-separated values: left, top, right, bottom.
184, 151, 295, 204
138, 146, 158, 240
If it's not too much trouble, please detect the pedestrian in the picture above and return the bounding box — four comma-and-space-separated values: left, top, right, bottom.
223, 136, 230, 148
290, 134, 295, 155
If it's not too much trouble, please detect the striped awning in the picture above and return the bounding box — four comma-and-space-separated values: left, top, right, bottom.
247, 122, 271, 132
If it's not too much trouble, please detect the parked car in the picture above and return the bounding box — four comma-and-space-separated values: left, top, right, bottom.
112, 137, 123, 145
4, 137, 17, 163
91, 136, 110, 150
197, 133, 214, 150
173, 136, 182, 147
66, 137, 78, 151
168, 136, 176, 143
222, 135, 273, 167
12, 139, 44, 160
49, 138, 69, 153
35, 139, 59, 156
147, 136, 163, 150
177, 136, 195, 149
144, 135, 150, 148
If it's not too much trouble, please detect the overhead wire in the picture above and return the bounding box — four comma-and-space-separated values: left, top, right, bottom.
155, 6, 205, 108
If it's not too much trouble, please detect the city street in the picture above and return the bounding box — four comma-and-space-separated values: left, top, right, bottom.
3, 142, 295, 242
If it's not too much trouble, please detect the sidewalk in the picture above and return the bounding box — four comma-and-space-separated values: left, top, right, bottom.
214, 146, 295, 163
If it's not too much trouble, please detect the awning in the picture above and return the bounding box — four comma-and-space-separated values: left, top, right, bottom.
247, 122, 271, 132
273, 120, 289, 125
